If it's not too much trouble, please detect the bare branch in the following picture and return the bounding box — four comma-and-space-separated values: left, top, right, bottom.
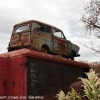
79, 40, 100, 54
81, 0, 100, 55
81, 0, 100, 33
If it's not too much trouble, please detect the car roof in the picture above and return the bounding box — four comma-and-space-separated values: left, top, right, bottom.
14, 20, 63, 32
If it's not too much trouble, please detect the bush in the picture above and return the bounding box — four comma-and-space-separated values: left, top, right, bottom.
79, 60, 100, 74
56, 69, 100, 100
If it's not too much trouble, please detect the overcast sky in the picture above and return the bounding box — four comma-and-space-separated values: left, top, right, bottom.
0, 0, 99, 62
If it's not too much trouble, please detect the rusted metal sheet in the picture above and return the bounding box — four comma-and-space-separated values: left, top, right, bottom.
9, 57, 27, 99
54, 36, 66, 54
0, 57, 27, 100
70, 81, 88, 100
28, 57, 81, 100
11, 35, 19, 41
33, 31, 52, 50
0, 57, 10, 97
34, 31, 52, 41
0, 49, 30, 58
70, 81, 83, 93
10, 33, 30, 47
0, 49, 89, 68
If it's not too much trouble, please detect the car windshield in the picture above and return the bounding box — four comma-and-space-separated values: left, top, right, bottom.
15, 24, 29, 33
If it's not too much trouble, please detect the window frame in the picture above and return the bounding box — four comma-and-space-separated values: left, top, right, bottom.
14, 24, 30, 34
33, 22, 52, 34
52, 28, 66, 39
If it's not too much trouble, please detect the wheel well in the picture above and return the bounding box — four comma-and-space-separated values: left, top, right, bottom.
72, 50, 76, 57
41, 44, 50, 53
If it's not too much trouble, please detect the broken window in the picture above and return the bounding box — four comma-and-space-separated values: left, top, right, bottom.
33, 22, 51, 33
44, 26, 51, 33
52, 28, 65, 39
33, 23, 45, 32
15, 24, 30, 33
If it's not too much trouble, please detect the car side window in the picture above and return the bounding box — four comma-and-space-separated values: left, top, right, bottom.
33, 23, 42, 31
44, 26, 51, 33
52, 28, 65, 39
33, 22, 51, 34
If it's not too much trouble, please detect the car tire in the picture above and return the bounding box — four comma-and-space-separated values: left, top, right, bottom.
41, 46, 49, 53
71, 51, 74, 60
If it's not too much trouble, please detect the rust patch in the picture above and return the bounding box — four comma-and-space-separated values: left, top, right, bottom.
54, 37, 66, 53
22, 38, 30, 44
22, 33, 29, 38
33, 39, 41, 50
11, 35, 19, 41
10, 32, 30, 47
34, 32, 52, 41
11, 40, 22, 46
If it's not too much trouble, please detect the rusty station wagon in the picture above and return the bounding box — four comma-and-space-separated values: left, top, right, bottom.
8, 20, 80, 60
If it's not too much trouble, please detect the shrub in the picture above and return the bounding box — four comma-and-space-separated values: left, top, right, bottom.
79, 60, 100, 74
56, 69, 100, 100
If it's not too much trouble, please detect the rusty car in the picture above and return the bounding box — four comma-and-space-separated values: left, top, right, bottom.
8, 20, 80, 60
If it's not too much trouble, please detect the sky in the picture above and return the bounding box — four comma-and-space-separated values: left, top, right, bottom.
0, 0, 99, 62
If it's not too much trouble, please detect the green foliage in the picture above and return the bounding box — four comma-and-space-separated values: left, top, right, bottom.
56, 69, 100, 100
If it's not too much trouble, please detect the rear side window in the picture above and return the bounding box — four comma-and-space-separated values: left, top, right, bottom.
15, 24, 30, 33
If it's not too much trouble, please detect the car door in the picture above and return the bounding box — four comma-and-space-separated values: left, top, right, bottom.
32, 22, 53, 51
52, 28, 68, 55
